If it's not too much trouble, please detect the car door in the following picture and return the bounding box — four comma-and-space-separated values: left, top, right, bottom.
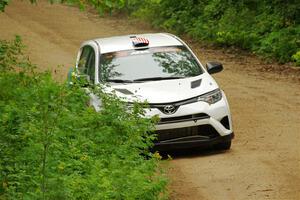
77, 44, 101, 111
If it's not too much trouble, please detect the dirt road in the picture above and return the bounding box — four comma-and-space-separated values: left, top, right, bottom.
1, 1, 299, 199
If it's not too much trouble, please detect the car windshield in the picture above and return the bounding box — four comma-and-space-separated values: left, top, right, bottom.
99, 46, 203, 82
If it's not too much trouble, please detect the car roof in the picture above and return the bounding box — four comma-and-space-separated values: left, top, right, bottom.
90, 33, 183, 53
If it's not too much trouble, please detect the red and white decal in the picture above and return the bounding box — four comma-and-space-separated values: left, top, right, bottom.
132, 37, 149, 47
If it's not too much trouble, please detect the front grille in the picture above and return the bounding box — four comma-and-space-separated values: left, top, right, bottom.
149, 96, 198, 108
157, 106, 179, 115
156, 125, 219, 141
158, 113, 209, 124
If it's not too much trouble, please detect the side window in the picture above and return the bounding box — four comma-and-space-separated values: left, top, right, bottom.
78, 46, 91, 74
78, 45, 96, 83
87, 50, 95, 83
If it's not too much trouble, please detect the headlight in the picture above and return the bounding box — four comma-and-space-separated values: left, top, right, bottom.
197, 89, 222, 104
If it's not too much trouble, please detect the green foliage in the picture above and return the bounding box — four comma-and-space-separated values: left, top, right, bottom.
0, 38, 167, 199
292, 51, 300, 66
0, 0, 9, 11
256, 27, 300, 63
1, 0, 299, 63
129, 0, 300, 64
0, 36, 34, 72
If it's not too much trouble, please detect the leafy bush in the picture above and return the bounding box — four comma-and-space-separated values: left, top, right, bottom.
1, 0, 299, 63
0, 35, 33, 72
0, 0, 9, 11
0, 37, 167, 199
292, 51, 300, 66
256, 27, 300, 63
129, 0, 300, 64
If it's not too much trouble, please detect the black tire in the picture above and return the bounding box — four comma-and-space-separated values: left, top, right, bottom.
214, 140, 231, 150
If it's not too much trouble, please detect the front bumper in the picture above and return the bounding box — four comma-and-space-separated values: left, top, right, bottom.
156, 115, 232, 136
145, 91, 234, 150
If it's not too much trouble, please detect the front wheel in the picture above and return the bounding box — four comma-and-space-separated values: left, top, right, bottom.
214, 140, 231, 150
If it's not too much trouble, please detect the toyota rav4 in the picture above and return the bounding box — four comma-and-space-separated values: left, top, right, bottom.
70, 33, 234, 151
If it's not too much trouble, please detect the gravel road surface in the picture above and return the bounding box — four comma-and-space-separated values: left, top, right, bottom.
1, 1, 299, 199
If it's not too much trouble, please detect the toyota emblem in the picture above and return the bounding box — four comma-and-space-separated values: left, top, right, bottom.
163, 105, 176, 115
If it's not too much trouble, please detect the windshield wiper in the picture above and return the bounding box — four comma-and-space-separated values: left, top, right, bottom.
106, 79, 134, 83
134, 76, 184, 82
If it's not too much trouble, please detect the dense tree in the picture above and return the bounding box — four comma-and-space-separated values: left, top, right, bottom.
1, 0, 299, 63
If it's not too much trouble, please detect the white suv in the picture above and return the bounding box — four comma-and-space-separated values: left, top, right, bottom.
70, 33, 234, 151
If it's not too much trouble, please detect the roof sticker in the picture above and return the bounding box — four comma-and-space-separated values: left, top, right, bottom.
132, 37, 149, 47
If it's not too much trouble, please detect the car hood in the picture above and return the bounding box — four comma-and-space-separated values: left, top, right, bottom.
106, 73, 219, 104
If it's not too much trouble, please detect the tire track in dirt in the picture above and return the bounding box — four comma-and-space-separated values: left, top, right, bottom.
1, 1, 299, 199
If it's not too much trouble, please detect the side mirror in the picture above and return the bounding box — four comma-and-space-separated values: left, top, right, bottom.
67, 67, 75, 85
67, 67, 91, 87
206, 61, 223, 74
77, 74, 91, 87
